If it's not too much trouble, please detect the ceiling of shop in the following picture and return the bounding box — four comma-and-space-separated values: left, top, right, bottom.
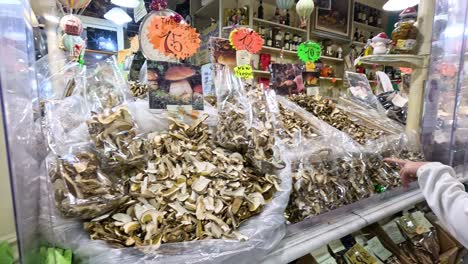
80, 0, 186, 37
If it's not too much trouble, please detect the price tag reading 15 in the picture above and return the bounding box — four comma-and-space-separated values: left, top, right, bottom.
147, 16, 200, 59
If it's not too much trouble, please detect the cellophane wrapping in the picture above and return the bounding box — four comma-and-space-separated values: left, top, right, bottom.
38, 58, 291, 263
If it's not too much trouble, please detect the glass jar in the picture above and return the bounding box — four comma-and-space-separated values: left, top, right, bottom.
391, 7, 419, 54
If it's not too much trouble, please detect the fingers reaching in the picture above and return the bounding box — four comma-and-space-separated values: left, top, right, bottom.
383, 158, 408, 167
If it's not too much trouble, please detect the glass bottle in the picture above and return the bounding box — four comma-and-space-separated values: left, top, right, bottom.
285, 39, 290, 50
286, 10, 290, 26
275, 7, 280, 23
258, 0, 264, 19
362, 6, 367, 23
377, 11, 382, 27
369, 9, 374, 26
274, 31, 282, 48
354, 28, 359, 41
292, 35, 299, 51
266, 36, 273, 47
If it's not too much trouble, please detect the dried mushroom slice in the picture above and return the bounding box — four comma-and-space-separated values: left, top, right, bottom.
49, 151, 127, 219
87, 106, 146, 168
245, 87, 285, 172
84, 114, 282, 247
278, 104, 319, 145
289, 95, 385, 145
129, 81, 148, 99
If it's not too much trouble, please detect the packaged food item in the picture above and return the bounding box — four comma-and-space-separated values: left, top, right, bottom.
391, 7, 419, 54
397, 213, 440, 263
46, 144, 127, 219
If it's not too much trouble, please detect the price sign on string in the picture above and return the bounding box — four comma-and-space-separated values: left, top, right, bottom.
229, 28, 264, 54
297, 41, 321, 63
234, 65, 253, 80
147, 16, 200, 59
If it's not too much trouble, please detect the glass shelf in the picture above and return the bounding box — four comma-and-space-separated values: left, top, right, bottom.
358, 54, 426, 67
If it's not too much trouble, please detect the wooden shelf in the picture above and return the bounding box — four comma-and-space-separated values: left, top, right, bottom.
353, 21, 384, 33
320, 56, 344, 62
319, 77, 343, 81
261, 46, 298, 57
253, 18, 307, 33
253, 69, 270, 75
352, 41, 367, 46
194, 0, 219, 18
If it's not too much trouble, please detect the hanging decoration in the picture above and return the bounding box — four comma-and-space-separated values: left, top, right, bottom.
59, 0, 91, 9
229, 28, 264, 54
59, 15, 83, 36
297, 41, 321, 63
296, 0, 315, 28
276, 0, 295, 9
146, 16, 200, 59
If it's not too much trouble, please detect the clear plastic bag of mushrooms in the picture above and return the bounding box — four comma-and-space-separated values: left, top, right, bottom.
39, 58, 291, 264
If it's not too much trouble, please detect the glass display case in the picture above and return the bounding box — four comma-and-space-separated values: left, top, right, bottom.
421, 0, 468, 168
0, 0, 42, 263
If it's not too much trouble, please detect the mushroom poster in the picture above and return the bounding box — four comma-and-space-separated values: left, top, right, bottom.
147, 61, 203, 110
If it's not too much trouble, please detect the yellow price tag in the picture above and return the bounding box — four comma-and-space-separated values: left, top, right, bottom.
344, 244, 379, 264
305, 62, 316, 72
234, 65, 253, 80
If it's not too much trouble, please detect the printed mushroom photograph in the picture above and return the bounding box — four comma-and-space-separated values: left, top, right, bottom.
147, 61, 203, 110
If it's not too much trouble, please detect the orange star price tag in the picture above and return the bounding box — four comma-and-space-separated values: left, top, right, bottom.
229, 28, 264, 54
147, 16, 200, 60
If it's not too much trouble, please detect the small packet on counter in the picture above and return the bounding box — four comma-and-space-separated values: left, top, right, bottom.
344, 243, 379, 264
311, 245, 338, 264
366, 237, 393, 263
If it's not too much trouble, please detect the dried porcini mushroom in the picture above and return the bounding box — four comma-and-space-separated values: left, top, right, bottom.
245, 87, 285, 172
278, 104, 319, 145
289, 95, 385, 145
49, 150, 127, 219
87, 106, 146, 168
286, 154, 371, 223
286, 145, 425, 223
129, 81, 148, 99
84, 114, 281, 247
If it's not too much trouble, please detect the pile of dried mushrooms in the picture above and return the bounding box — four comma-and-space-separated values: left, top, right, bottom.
289, 95, 385, 145
50, 101, 281, 248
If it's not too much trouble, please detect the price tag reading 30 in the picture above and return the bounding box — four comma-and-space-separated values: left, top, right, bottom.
147, 16, 200, 59
230, 28, 264, 54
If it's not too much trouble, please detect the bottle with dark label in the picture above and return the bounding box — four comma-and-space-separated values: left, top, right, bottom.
286, 10, 290, 26
354, 28, 359, 41
275, 7, 280, 23
258, 0, 264, 19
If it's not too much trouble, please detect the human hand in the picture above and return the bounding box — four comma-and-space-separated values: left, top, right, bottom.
383, 158, 429, 188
